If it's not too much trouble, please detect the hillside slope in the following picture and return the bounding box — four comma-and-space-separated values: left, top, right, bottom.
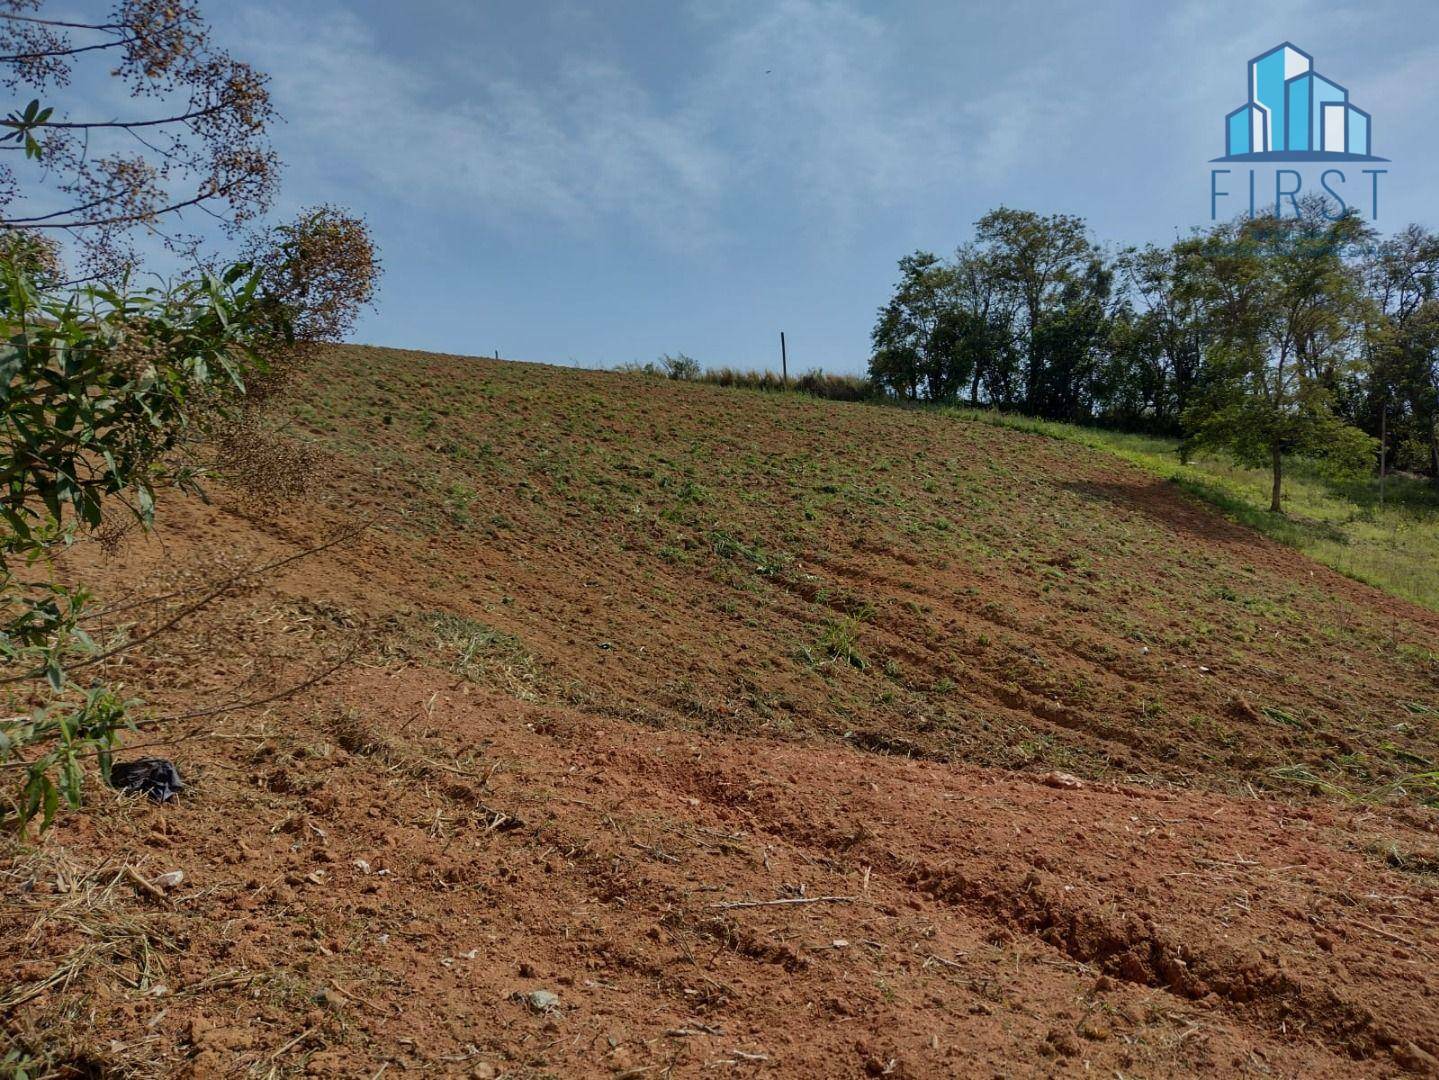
3, 346, 1438, 1077
291, 347, 1439, 795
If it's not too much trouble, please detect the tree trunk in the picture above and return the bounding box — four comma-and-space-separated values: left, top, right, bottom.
1025, 296, 1040, 413
1430, 426, 1439, 486
1270, 445, 1283, 513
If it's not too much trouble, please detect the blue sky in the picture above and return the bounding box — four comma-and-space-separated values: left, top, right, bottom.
206, 0, 1439, 374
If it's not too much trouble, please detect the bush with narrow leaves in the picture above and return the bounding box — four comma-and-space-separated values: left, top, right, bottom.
0, 258, 286, 828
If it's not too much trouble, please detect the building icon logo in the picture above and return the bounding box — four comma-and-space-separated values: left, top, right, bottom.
1215, 43, 1386, 162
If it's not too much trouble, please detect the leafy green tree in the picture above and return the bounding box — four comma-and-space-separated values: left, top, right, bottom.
973, 208, 1097, 415
950, 244, 1019, 408
1113, 243, 1208, 432
1365, 225, 1439, 481
1407, 304, 1439, 480
1180, 205, 1377, 513
1031, 256, 1115, 423
863, 203, 1439, 488
870, 252, 968, 402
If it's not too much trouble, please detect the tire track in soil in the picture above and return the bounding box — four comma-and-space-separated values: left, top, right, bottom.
642, 741, 1439, 1071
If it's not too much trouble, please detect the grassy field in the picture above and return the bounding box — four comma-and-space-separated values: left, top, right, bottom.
274, 347, 1439, 796
626, 367, 1439, 612
943, 407, 1439, 613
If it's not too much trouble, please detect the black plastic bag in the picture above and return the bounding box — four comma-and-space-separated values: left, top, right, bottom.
108, 758, 185, 803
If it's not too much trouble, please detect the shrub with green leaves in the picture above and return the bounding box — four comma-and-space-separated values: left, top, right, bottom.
660, 352, 700, 381
0, 257, 287, 828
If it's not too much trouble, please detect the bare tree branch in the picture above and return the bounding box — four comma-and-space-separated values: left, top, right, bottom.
0, 12, 123, 32
27, 102, 229, 131
2, 182, 238, 229
0, 518, 376, 686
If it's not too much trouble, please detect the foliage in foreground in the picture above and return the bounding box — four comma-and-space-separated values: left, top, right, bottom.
0, 0, 381, 831
0, 261, 288, 828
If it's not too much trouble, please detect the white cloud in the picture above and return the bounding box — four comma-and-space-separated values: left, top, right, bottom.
228, 0, 1079, 247
684, 0, 1082, 224
688, 0, 951, 223
232, 3, 725, 247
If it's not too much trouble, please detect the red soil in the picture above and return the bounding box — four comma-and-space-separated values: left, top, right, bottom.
3, 348, 1438, 1077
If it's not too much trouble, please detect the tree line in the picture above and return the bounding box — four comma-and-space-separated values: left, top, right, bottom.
869, 203, 1439, 510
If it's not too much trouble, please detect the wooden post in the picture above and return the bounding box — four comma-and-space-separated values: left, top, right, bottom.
780, 331, 788, 387
1380, 402, 1388, 507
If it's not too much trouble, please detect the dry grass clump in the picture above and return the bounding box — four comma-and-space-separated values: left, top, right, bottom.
324, 706, 397, 760
0, 847, 179, 1074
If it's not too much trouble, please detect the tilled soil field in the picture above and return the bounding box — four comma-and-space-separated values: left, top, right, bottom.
3, 347, 1437, 1077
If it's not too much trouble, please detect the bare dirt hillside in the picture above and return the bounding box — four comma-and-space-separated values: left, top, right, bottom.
3, 346, 1438, 1078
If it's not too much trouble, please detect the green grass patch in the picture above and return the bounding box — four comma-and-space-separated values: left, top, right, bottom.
942, 406, 1439, 612
818, 615, 867, 669
425, 612, 541, 700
